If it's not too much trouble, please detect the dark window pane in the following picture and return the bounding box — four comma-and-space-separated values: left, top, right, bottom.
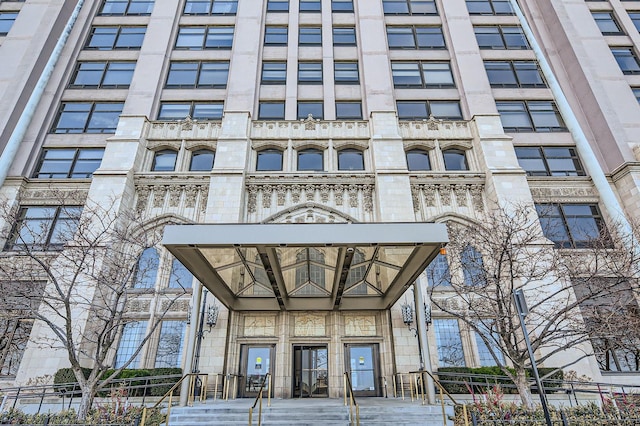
406, 149, 431, 170
338, 149, 364, 170
265, 27, 288, 45
259, 102, 285, 120
152, 150, 177, 171
257, 149, 283, 171
297, 102, 323, 119
298, 149, 323, 171
336, 102, 362, 119
443, 149, 468, 171
190, 149, 215, 171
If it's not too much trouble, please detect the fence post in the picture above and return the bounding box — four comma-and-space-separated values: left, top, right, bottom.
560, 409, 569, 426
471, 411, 478, 426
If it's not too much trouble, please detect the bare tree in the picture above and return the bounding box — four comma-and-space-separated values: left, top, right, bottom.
0, 192, 190, 420
427, 203, 637, 408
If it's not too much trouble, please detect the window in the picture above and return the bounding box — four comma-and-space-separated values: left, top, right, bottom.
396, 101, 463, 120
189, 149, 215, 172
337, 149, 364, 170
633, 87, 640, 103
267, 0, 289, 12
334, 62, 359, 84
474, 26, 529, 49
433, 319, 466, 367
392, 61, 455, 88
345, 249, 368, 294
298, 62, 322, 84
629, 13, 640, 31
264, 26, 288, 45
99, 0, 154, 15
69, 62, 136, 88
611, 47, 640, 74
0, 315, 34, 376
299, 27, 322, 45
155, 321, 186, 368
461, 245, 486, 286
443, 149, 468, 171
0, 12, 17, 35
34, 148, 104, 179
592, 12, 624, 35
484, 61, 545, 87
257, 149, 283, 171
261, 62, 287, 85
336, 102, 362, 119
258, 102, 285, 120
168, 258, 193, 288
474, 323, 505, 366
6, 206, 83, 251
294, 248, 327, 294
515, 146, 585, 176
332, 0, 353, 12
183, 0, 237, 15
297, 102, 323, 119
300, 0, 321, 12
132, 248, 160, 288
333, 27, 356, 45
165, 61, 229, 88
152, 150, 178, 172
298, 148, 323, 171
52, 102, 123, 134
387, 26, 445, 49
497, 101, 566, 132
426, 253, 451, 286
406, 149, 431, 171
114, 321, 148, 368
535, 203, 606, 248
158, 102, 223, 120
85, 26, 146, 50
175, 26, 234, 49
382, 0, 437, 15
466, 0, 513, 15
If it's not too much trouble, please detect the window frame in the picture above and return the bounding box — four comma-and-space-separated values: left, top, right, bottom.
297, 148, 324, 171
382, 0, 438, 15
466, 0, 514, 16
264, 26, 288, 46
69, 61, 136, 89
333, 27, 357, 45
406, 148, 432, 171
386, 25, 446, 49
157, 102, 224, 120
256, 149, 284, 171
165, 61, 229, 89
335, 102, 362, 119
337, 148, 365, 171
392, 61, 455, 88
258, 102, 285, 120
515, 146, 585, 177
261, 62, 287, 85
396, 100, 463, 120
611, 47, 640, 75
182, 0, 238, 15
496, 100, 567, 132
0, 12, 18, 36
84, 26, 146, 50
99, 0, 154, 16
189, 149, 215, 172
174, 26, 234, 50
33, 148, 105, 179
535, 203, 607, 248
484, 60, 545, 88
299, 27, 322, 45
6, 206, 83, 251
474, 25, 529, 50
51, 102, 123, 134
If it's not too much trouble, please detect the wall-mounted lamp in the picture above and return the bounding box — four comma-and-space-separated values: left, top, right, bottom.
206, 304, 219, 330
401, 303, 414, 326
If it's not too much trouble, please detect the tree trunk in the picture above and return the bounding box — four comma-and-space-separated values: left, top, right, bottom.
514, 368, 535, 409
77, 386, 95, 421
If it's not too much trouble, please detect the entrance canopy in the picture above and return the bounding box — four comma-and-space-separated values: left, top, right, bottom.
163, 223, 448, 311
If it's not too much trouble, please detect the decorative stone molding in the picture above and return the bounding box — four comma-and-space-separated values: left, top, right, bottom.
294, 314, 326, 336
134, 175, 209, 213
148, 120, 222, 140
146, 141, 181, 151
345, 315, 376, 336
438, 140, 474, 150
398, 118, 472, 140
263, 202, 356, 223
20, 188, 89, 205
403, 140, 436, 151
410, 175, 486, 213
244, 315, 276, 336
184, 141, 218, 151
528, 181, 598, 203
333, 139, 369, 150
251, 120, 369, 140
126, 299, 151, 313
252, 140, 288, 150
291, 140, 329, 149
160, 299, 190, 312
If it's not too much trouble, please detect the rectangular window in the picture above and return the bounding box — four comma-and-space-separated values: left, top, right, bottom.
611, 47, 640, 74
332, 0, 354, 12
633, 87, 640, 103
474, 26, 529, 49
496, 101, 566, 132
52, 102, 123, 134
298, 101, 323, 119
333, 27, 356, 45
484, 61, 545, 88
183, 0, 237, 15
114, 321, 148, 369
265, 26, 288, 45
466, 0, 513, 15
474, 323, 505, 367
334, 62, 359, 84
387, 26, 445, 49
261, 62, 287, 84
515, 146, 585, 176
592, 12, 624, 35
299, 27, 322, 45
433, 319, 466, 367
34, 148, 105, 179
258, 102, 285, 120
300, 0, 321, 12
85, 26, 146, 50
267, 0, 289, 12
382, 0, 437, 15
165, 61, 229, 88
298, 62, 323, 84
155, 321, 186, 368
535, 203, 606, 248
397, 100, 462, 120
629, 13, 640, 32
0, 12, 18, 35
0, 316, 34, 376
99, 0, 154, 15
157, 102, 223, 120
6, 206, 83, 251
392, 61, 454, 88
336, 102, 362, 119
175, 26, 234, 49
69, 62, 136, 88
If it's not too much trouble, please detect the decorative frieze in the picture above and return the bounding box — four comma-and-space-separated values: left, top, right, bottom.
410, 175, 486, 215
345, 315, 376, 336
134, 175, 209, 215
251, 120, 369, 140
294, 314, 326, 336
160, 299, 190, 312
529, 185, 598, 202
398, 117, 472, 140
244, 315, 276, 336
148, 119, 222, 140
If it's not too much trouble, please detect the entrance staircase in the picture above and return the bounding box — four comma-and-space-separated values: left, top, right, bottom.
165, 398, 454, 425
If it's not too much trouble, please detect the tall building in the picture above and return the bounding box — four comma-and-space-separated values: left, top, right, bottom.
1, 0, 639, 398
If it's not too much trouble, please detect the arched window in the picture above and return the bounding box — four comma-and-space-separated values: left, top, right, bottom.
443, 149, 468, 171
297, 148, 323, 171
256, 149, 283, 171
294, 248, 326, 294
461, 245, 486, 286
152, 149, 178, 171
346, 249, 368, 294
133, 247, 160, 288
426, 253, 451, 287
168, 257, 193, 289
189, 149, 215, 171
338, 149, 364, 170
406, 149, 431, 171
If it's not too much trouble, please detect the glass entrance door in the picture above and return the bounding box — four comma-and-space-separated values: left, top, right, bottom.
293, 345, 328, 397
345, 344, 380, 396
240, 345, 274, 398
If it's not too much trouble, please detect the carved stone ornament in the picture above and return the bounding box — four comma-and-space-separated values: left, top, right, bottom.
348, 185, 359, 208
294, 314, 325, 336
169, 187, 181, 207
362, 185, 373, 212
184, 185, 198, 208
320, 184, 330, 203
136, 186, 151, 212
244, 315, 276, 336
262, 185, 274, 208
276, 185, 287, 206
180, 115, 194, 131
411, 185, 421, 212
454, 185, 468, 207
247, 185, 258, 213
303, 114, 318, 131
345, 315, 376, 336
470, 184, 484, 211
334, 184, 344, 206
291, 185, 301, 203
439, 184, 452, 205
153, 185, 168, 208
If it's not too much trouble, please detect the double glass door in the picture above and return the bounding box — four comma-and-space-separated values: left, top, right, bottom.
345, 344, 380, 396
293, 345, 328, 397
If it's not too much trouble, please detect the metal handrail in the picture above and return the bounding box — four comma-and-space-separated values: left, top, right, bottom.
248, 373, 271, 426
142, 373, 207, 426
343, 372, 360, 426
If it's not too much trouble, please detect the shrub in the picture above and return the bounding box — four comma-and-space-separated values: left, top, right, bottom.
436, 366, 564, 395
148, 368, 182, 396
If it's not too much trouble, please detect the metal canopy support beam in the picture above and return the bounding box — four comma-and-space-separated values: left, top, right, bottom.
333, 246, 355, 309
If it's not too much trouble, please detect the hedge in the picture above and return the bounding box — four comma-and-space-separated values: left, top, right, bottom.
53, 367, 182, 397
436, 366, 564, 394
